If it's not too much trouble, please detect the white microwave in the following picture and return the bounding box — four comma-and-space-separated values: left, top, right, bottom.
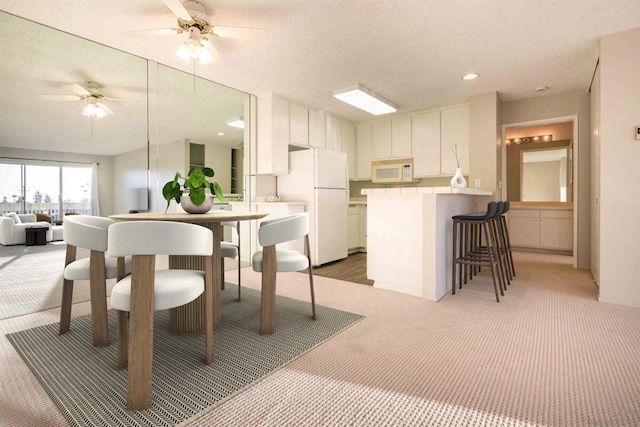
371, 158, 414, 183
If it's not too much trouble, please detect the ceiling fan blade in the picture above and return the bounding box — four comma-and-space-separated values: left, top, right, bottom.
212, 26, 267, 41
102, 97, 137, 102
163, 0, 192, 21
100, 103, 115, 115
39, 95, 80, 101
202, 39, 222, 63
62, 83, 91, 96
122, 28, 180, 37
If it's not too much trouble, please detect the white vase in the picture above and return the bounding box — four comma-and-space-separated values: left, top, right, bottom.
180, 194, 213, 214
450, 168, 467, 189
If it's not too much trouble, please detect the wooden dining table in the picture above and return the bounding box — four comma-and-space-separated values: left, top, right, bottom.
109, 210, 267, 410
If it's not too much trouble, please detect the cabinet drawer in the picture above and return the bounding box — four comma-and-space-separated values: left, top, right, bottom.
509, 209, 539, 218
540, 209, 572, 219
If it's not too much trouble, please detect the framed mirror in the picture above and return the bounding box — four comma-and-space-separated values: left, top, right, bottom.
521, 147, 571, 202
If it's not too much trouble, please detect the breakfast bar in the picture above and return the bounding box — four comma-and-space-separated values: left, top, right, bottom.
364, 187, 492, 301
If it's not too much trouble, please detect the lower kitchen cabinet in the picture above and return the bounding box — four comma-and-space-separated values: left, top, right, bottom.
347, 203, 367, 252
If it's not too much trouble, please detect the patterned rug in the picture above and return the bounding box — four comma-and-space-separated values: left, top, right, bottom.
0, 242, 93, 319
6, 284, 363, 426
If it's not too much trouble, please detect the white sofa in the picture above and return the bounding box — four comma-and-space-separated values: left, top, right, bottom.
0, 213, 63, 245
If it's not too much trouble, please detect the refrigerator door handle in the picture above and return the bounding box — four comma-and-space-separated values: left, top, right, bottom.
345, 190, 349, 219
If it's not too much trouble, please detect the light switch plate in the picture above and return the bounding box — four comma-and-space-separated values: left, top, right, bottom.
474, 179, 481, 188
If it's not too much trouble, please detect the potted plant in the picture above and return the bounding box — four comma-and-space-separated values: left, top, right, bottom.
162, 167, 224, 213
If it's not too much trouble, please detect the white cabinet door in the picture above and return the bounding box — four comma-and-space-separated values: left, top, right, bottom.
539, 210, 573, 250
257, 94, 289, 175
325, 115, 342, 151
289, 103, 309, 147
391, 116, 412, 158
309, 109, 326, 148
440, 105, 469, 175
411, 111, 441, 177
361, 204, 367, 251
341, 121, 356, 181
347, 206, 361, 250
509, 210, 540, 248
356, 123, 372, 180
372, 120, 392, 159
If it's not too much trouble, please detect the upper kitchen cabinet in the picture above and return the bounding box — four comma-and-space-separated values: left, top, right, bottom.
356, 122, 372, 180
440, 105, 469, 175
326, 115, 342, 151
257, 93, 289, 175
411, 110, 441, 177
372, 120, 392, 159
289, 102, 309, 147
309, 109, 326, 148
391, 116, 412, 157
341, 121, 356, 180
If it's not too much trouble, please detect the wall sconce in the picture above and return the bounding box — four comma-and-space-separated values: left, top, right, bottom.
506, 134, 552, 145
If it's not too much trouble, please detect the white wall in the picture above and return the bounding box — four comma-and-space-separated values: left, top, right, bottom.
113, 146, 148, 214
597, 27, 640, 308
0, 147, 114, 215
502, 90, 591, 270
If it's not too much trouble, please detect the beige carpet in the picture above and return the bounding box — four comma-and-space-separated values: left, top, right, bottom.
0, 242, 101, 319
2, 252, 640, 426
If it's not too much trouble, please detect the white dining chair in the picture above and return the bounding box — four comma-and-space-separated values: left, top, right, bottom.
61, 215, 130, 346
251, 212, 316, 335
220, 221, 241, 300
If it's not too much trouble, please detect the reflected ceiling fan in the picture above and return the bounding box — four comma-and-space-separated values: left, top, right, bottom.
39, 82, 127, 118
128, 0, 267, 64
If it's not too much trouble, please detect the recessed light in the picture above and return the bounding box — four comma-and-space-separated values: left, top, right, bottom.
217, 132, 225, 136
462, 73, 479, 80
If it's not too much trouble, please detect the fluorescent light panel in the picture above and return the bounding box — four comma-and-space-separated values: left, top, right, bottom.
226, 116, 244, 129
332, 84, 397, 115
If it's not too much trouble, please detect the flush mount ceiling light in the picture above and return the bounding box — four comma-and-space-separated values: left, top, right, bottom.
226, 116, 244, 129
332, 84, 397, 116
462, 73, 479, 80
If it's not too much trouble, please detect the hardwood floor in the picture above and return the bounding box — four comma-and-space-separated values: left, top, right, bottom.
309, 252, 373, 286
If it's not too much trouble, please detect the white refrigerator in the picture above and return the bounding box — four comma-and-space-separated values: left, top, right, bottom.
277, 148, 349, 266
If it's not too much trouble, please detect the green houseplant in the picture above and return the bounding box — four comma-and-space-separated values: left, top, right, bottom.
162, 167, 224, 213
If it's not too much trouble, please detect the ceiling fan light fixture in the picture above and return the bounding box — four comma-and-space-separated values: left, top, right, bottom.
226, 116, 245, 129
82, 99, 106, 118
332, 83, 397, 116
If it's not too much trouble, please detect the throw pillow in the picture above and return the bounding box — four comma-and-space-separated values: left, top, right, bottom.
7, 212, 21, 224
35, 213, 52, 223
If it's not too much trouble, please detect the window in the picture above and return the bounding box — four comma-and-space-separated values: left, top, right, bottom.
0, 161, 93, 219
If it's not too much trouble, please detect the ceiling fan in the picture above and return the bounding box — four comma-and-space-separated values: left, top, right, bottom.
130, 0, 267, 64
39, 82, 125, 118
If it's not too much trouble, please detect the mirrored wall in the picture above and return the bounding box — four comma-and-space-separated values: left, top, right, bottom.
0, 10, 252, 216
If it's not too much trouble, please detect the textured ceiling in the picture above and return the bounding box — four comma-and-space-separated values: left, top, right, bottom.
1, 0, 640, 153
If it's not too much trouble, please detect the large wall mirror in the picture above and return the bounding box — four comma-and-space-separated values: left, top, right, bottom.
0, 10, 252, 216
505, 122, 573, 203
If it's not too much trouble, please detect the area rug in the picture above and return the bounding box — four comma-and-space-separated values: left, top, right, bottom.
0, 242, 92, 319
6, 284, 363, 426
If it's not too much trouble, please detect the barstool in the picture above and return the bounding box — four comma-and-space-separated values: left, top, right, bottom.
501, 201, 516, 278
451, 201, 503, 302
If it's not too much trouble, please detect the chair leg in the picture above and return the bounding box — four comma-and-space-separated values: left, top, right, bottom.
117, 310, 128, 369
305, 235, 316, 320
220, 263, 225, 290
59, 245, 77, 335
482, 220, 501, 303
59, 278, 74, 335
89, 250, 109, 347
259, 245, 277, 335
451, 220, 458, 295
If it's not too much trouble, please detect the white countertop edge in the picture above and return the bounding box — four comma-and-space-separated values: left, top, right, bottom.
360, 187, 492, 196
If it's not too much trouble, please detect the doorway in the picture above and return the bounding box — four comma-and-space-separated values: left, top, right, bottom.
502, 116, 578, 268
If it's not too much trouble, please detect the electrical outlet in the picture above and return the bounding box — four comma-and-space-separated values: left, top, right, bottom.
474, 179, 481, 188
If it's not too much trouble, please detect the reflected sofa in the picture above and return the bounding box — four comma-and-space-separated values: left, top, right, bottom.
0, 213, 63, 245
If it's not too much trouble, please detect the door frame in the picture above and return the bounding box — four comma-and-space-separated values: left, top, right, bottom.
501, 114, 579, 268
